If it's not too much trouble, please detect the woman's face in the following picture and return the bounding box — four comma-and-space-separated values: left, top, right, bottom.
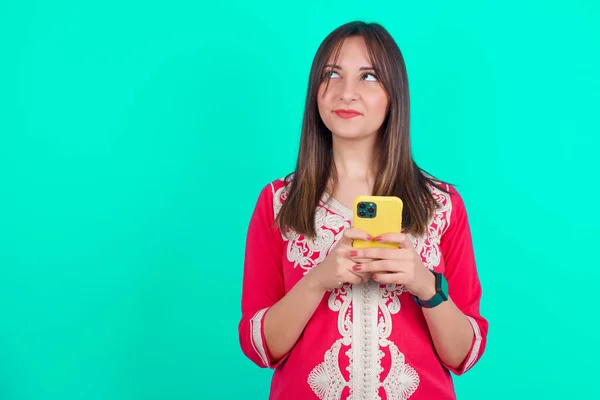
317, 36, 389, 141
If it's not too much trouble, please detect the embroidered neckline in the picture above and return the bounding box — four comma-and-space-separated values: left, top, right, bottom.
320, 193, 353, 221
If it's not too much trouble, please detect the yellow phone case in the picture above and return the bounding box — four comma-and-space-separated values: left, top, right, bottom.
352, 195, 403, 249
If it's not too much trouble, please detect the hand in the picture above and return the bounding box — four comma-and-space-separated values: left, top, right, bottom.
305, 228, 375, 292
349, 233, 436, 300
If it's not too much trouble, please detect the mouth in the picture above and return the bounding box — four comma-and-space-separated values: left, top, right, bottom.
334, 109, 362, 119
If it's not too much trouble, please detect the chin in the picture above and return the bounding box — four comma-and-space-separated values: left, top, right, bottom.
330, 127, 375, 141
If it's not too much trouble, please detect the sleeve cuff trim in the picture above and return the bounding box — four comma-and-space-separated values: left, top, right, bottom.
250, 308, 270, 367
464, 315, 483, 371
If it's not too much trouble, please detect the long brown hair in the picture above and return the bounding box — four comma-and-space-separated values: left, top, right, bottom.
276, 21, 450, 238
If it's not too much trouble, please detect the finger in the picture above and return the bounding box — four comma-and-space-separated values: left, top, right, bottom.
352, 271, 371, 283
372, 272, 405, 284
352, 247, 405, 261
352, 257, 376, 264
353, 259, 403, 273
342, 227, 373, 245
375, 233, 414, 249
344, 271, 363, 285
347, 250, 376, 264
349, 271, 371, 282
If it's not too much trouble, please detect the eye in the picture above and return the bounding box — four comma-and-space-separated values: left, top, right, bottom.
323, 70, 340, 79
362, 72, 378, 81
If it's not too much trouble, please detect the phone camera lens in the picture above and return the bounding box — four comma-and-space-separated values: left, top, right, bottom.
368, 208, 374, 213
358, 211, 366, 217
359, 203, 366, 209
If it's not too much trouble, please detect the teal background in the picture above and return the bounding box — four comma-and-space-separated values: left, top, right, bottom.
1, 1, 598, 399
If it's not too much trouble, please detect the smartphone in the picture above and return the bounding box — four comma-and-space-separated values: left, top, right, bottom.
352, 195, 403, 249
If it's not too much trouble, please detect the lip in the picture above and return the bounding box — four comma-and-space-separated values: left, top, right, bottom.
334, 109, 362, 119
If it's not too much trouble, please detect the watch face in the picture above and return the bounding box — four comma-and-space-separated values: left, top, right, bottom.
439, 273, 448, 298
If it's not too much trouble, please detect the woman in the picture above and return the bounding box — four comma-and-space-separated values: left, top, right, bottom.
238, 21, 488, 400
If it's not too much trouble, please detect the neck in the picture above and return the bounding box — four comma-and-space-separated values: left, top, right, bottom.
330, 135, 377, 182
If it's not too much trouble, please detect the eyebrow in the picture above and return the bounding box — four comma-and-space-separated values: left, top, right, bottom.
324, 64, 375, 71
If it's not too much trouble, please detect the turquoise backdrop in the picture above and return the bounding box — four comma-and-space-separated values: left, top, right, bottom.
1, 1, 599, 399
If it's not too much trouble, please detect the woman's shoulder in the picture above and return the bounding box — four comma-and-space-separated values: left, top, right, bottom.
252, 174, 294, 217
422, 172, 465, 204
422, 176, 468, 230
256, 174, 292, 198
270, 174, 293, 192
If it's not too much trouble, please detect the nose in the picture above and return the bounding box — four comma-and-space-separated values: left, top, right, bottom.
339, 78, 358, 103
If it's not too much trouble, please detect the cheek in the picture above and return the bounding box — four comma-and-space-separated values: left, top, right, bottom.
316, 96, 327, 118
368, 92, 389, 118
317, 86, 336, 115
316, 86, 326, 107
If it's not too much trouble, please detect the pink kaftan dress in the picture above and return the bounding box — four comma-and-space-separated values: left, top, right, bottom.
239, 177, 488, 400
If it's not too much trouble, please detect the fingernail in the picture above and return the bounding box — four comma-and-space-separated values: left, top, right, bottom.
349, 251, 358, 257
366, 235, 373, 241
372, 274, 378, 280
375, 236, 382, 242
352, 265, 362, 271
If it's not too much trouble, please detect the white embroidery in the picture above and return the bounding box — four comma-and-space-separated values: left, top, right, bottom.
250, 308, 269, 367
379, 285, 419, 399
286, 208, 350, 274
464, 316, 482, 371
351, 280, 383, 400
272, 179, 452, 399
412, 186, 451, 271
273, 182, 352, 275
308, 338, 348, 400
309, 285, 353, 398
382, 344, 420, 400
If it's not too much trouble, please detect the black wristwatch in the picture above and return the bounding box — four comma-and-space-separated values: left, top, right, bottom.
413, 271, 448, 308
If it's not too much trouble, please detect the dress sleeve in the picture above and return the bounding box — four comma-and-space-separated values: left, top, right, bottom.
238, 182, 287, 369
439, 185, 489, 375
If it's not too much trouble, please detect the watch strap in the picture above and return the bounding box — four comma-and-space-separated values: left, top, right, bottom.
414, 271, 448, 308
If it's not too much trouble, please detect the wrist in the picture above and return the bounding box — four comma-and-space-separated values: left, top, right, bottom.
413, 270, 449, 309
414, 270, 437, 300
302, 270, 327, 295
